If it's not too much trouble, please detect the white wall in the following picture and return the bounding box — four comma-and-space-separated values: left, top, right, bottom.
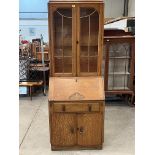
104, 19, 128, 29
19, 0, 135, 42
128, 0, 135, 17
19, 20, 48, 42
104, 0, 124, 18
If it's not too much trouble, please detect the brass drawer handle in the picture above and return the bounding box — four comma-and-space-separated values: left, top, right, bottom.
62, 105, 66, 112
88, 104, 92, 112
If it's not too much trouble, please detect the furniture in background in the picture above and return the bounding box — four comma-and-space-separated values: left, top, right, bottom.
48, 0, 105, 150
31, 42, 49, 62
19, 40, 49, 100
32, 38, 41, 52
103, 29, 135, 105
19, 55, 44, 100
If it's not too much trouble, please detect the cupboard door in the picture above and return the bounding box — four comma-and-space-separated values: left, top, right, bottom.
78, 7, 100, 76
52, 7, 75, 76
77, 113, 102, 146
52, 113, 77, 146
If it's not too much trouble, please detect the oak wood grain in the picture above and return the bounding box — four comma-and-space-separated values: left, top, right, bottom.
51, 113, 77, 146
77, 113, 102, 146
48, 77, 105, 101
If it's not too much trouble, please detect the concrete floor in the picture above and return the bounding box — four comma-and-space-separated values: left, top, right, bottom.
19, 95, 135, 155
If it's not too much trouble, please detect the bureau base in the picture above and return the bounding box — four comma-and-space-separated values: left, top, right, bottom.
51, 145, 102, 151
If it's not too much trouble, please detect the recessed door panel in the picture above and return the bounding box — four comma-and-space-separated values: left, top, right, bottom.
77, 113, 102, 146
52, 113, 77, 146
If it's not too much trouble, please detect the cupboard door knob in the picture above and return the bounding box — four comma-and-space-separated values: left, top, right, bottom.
62, 105, 66, 112
79, 127, 84, 134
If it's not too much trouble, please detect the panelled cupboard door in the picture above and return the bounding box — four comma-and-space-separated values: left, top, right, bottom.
51, 113, 77, 146
50, 5, 76, 76
77, 113, 102, 146
49, 4, 103, 76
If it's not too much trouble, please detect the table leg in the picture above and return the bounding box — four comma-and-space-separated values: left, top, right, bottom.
30, 86, 32, 100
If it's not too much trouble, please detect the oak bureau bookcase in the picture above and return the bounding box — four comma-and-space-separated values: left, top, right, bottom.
48, 0, 105, 150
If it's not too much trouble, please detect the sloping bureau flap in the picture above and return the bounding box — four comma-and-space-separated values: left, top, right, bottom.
48, 77, 105, 101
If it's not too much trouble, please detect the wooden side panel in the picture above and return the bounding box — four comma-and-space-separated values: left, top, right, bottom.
98, 4, 104, 75
77, 113, 102, 146
51, 113, 77, 146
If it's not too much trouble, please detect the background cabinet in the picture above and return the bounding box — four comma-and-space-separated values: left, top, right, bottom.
103, 29, 135, 104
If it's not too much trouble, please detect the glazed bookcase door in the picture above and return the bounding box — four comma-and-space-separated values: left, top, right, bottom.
52, 113, 77, 146
77, 113, 102, 146
50, 6, 76, 76
77, 5, 102, 76
107, 42, 132, 90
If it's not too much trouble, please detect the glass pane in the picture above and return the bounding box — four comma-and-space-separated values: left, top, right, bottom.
114, 75, 127, 89
108, 75, 113, 90
55, 48, 63, 56
90, 12, 99, 46
80, 8, 99, 74
109, 43, 131, 57
54, 11, 62, 52
64, 46, 72, 56
80, 57, 88, 72
80, 15, 89, 46
53, 8, 72, 74
55, 57, 63, 73
64, 57, 72, 73
80, 46, 88, 56
63, 17, 72, 46
108, 74, 130, 90
89, 46, 98, 56
89, 57, 97, 72
109, 59, 130, 74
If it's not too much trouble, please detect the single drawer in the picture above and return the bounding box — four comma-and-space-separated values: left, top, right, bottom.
53, 103, 100, 113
